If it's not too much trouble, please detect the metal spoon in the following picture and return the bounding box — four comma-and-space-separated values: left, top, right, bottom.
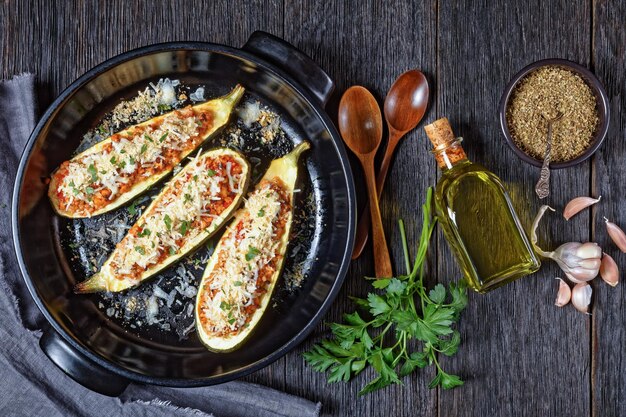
535, 111, 563, 199
352, 70, 430, 259
338, 86, 392, 278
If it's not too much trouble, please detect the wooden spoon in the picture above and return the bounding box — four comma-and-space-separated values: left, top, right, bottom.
339, 86, 392, 278
352, 70, 429, 259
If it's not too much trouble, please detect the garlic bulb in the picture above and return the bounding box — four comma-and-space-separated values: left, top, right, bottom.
571, 283, 592, 314
531, 205, 602, 283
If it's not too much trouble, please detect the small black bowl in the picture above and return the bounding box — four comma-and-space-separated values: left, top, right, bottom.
499, 58, 610, 169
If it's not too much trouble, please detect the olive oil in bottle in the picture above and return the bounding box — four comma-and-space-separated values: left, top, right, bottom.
425, 118, 540, 293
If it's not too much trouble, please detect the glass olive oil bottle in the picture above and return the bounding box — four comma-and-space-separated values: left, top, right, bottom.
425, 118, 540, 293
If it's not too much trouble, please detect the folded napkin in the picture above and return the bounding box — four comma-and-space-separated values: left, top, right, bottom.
0, 74, 321, 417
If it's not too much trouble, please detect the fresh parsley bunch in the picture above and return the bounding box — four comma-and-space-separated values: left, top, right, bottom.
303, 188, 468, 395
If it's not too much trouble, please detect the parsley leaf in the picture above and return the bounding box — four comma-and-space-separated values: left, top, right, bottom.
303, 188, 467, 396
258, 207, 266, 217
179, 220, 191, 235
163, 214, 172, 231
140, 143, 148, 154
159, 132, 168, 143
207, 169, 216, 177
85, 186, 95, 195
134, 246, 145, 255
245, 246, 260, 261
128, 200, 139, 216
138, 228, 151, 237
87, 164, 98, 182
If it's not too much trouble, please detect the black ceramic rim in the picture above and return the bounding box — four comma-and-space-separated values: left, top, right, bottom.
11, 41, 356, 386
498, 58, 610, 169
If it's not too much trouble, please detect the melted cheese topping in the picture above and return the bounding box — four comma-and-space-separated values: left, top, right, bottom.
101, 152, 246, 284
198, 179, 290, 337
53, 107, 213, 216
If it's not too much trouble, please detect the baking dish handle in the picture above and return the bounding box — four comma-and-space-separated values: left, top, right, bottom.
40, 328, 129, 397
242, 31, 335, 106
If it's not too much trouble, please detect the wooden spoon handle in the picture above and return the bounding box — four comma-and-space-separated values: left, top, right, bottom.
361, 155, 393, 278
352, 132, 400, 260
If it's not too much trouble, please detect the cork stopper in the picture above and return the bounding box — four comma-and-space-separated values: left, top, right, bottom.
424, 117, 467, 168
424, 117, 456, 150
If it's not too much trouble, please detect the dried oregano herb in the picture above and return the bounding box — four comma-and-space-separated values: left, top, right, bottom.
506, 66, 599, 162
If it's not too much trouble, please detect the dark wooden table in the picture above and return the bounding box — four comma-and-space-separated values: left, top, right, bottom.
2, 1, 625, 416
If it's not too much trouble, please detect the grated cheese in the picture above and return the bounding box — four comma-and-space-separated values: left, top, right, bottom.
101, 152, 245, 284
199, 181, 288, 336
57, 109, 203, 216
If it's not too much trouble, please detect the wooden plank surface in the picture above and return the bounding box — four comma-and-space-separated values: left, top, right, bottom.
1, 1, 626, 416
591, 1, 626, 416
282, 2, 439, 416
435, 2, 593, 416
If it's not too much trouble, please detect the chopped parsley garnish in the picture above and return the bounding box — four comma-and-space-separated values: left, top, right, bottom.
179, 220, 191, 235
159, 132, 168, 143
140, 143, 148, 154
110, 156, 117, 165
207, 169, 216, 177
120, 149, 126, 154
143, 134, 153, 143
245, 246, 261, 262
193, 174, 198, 182
163, 214, 172, 231
220, 301, 231, 310
233, 281, 243, 287
138, 228, 151, 237
69, 180, 79, 195
118, 159, 127, 169
87, 164, 98, 182
258, 207, 266, 217
169, 246, 176, 256
184, 193, 192, 203
128, 200, 138, 216
129, 156, 136, 165
228, 318, 236, 325
85, 186, 95, 195
134, 246, 145, 255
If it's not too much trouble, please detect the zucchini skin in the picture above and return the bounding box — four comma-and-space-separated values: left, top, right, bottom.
195, 141, 310, 352
49, 85, 245, 219
74, 148, 251, 294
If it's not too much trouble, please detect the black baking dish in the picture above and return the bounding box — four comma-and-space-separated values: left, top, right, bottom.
12, 31, 355, 396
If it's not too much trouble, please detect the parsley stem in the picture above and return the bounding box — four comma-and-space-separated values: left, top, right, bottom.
398, 219, 411, 275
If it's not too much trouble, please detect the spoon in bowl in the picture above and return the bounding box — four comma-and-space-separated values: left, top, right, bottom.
352, 70, 429, 259
339, 86, 392, 278
535, 111, 563, 199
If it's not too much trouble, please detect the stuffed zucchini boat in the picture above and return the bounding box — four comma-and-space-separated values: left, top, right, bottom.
74, 148, 250, 293
195, 141, 310, 352
49, 85, 245, 218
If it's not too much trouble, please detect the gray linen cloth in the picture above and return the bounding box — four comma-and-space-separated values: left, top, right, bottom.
0, 74, 321, 417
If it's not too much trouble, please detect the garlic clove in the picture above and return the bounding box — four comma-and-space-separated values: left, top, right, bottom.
576, 242, 603, 259
577, 258, 602, 270
563, 196, 601, 221
565, 269, 598, 283
571, 283, 592, 314
604, 218, 626, 253
555, 278, 571, 307
600, 253, 619, 287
